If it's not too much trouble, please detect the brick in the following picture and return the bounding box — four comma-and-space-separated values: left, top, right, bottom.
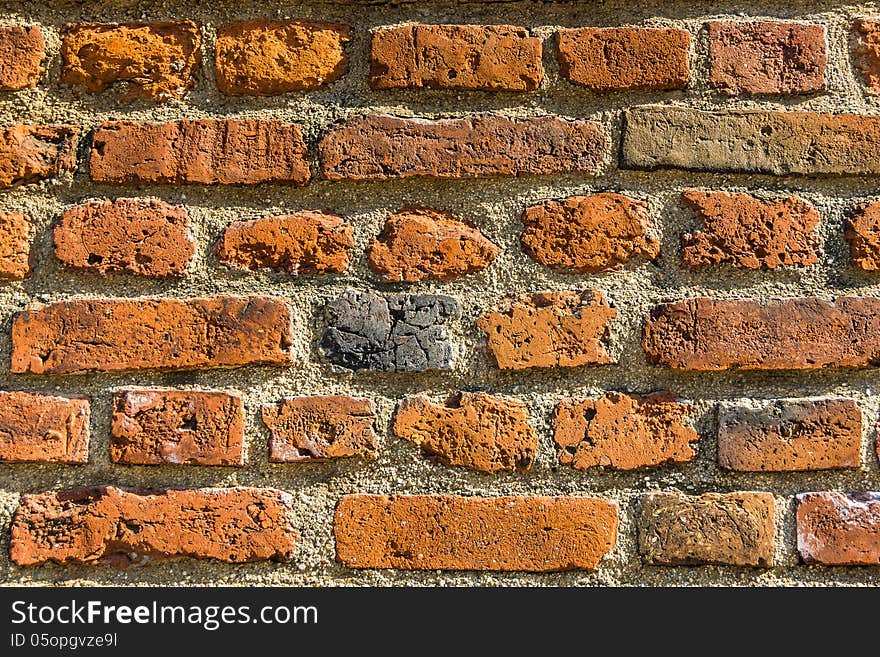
60, 21, 200, 101
319, 114, 606, 180
10, 486, 296, 567
54, 198, 193, 277
557, 27, 689, 91
845, 201, 880, 271
643, 296, 880, 371
681, 191, 820, 269
708, 21, 826, 95
11, 296, 291, 375
622, 106, 880, 176
90, 119, 310, 186
368, 208, 500, 282
521, 193, 659, 273
477, 290, 616, 370
335, 495, 618, 572
0, 212, 32, 279
216, 212, 353, 274
638, 492, 775, 567
321, 290, 459, 372
216, 20, 349, 95
110, 390, 244, 466
854, 19, 880, 94
0, 25, 45, 89
262, 395, 377, 462
0, 391, 89, 464
370, 24, 542, 91
719, 399, 861, 472
0, 125, 79, 187
392, 392, 538, 473
797, 492, 880, 565
554, 392, 698, 471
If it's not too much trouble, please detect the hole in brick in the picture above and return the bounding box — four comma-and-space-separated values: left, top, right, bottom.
179, 415, 198, 432
87, 253, 103, 265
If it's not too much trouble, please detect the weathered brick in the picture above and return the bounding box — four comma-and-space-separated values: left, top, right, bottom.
392, 392, 538, 473
216, 212, 353, 274
557, 27, 689, 91
0, 391, 89, 464
90, 119, 310, 186
622, 106, 880, 175
554, 392, 698, 471
11, 296, 292, 375
643, 296, 880, 371
110, 390, 244, 466
638, 492, 775, 567
370, 24, 542, 91
718, 399, 861, 472
335, 495, 618, 571
262, 395, 377, 462
477, 290, 616, 370
845, 201, 880, 271
797, 492, 880, 565
0, 25, 45, 90
0, 125, 79, 188
851, 19, 880, 94
321, 290, 459, 372
319, 114, 606, 180
0, 212, 32, 279
216, 20, 349, 95
681, 191, 820, 269
54, 198, 193, 277
521, 193, 659, 273
60, 21, 201, 101
10, 486, 297, 567
708, 21, 826, 95
368, 208, 500, 282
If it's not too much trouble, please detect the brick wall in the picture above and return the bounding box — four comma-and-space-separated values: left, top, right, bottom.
1, 0, 879, 586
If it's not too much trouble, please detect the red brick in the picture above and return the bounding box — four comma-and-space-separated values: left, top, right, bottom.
54, 198, 193, 277
0, 125, 79, 188
11, 296, 292, 375
0, 391, 89, 464
557, 27, 689, 91
845, 201, 880, 271
708, 21, 826, 95
371, 24, 542, 91
216, 20, 349, 95
319, 114, 606, 180
10, 486, 297, 566
335, 495, 618, 572
111, 390, 244, 466
643, 296, 880, 371
263, 396, 378, 462
90, 120, 310, 186
554, 392, 698, 470
0, 211, 32, 279
216, 211, 353, 274
852, 20, 880, 94
797, 492, 880, 565
0, 25, 45, 90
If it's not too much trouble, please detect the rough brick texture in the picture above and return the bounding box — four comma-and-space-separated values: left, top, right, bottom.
718, 399, 861, 471
216, 20, 349, 95
10, 486, 297, 567
0, 391, 89, 464
521, 193, 660, 273
554, 392, 698, 470
681, 191, 820, 269
639, 492, 776, 566
797, 492, 880, 565
368, 208, 500, 282
90, 119, 310, 186
262, 396, 378, 462
0, 211, 32, 279
852, 19, 880, 94
643, 296, 880, 370
319, 114, 607, 180
392, 392, 538, 473
11, 296, 292, 374
477, 290, 616, 370
216, 212, 353, 274
0, 125, 79, 188
845, 201, 880, 271
370, 24, 542, 91
335, 495, 618, 571
110, 390, 244, 466
557, 27, 689, 91
0, 25, 44, 90
54, 198, 193, 277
